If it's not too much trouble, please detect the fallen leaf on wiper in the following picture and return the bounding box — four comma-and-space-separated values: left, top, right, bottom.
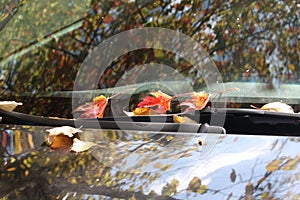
251, 102, 294, 113
179, 88, 239, 112
0, 101, 22, 111
137, 91, 172, 114
74, 95, 108, 119
179, 91, 210, 112
70, 138, 97, 153
173, 115, 197, 124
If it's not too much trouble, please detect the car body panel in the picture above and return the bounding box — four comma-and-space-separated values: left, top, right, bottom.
1, 124, 300, 199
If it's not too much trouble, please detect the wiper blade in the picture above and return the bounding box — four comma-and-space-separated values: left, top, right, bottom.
0, 109, 225, 134
184, 108, 300, 136
2, 107, 299, 136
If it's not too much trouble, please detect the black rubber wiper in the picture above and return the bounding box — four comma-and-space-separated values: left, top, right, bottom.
184, 108, 300, 136
2, 107, 299, 136
0, 109, 225, 134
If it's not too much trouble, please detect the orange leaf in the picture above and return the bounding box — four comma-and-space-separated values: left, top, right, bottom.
137, 91, 172, 114
49, 134, 73, 150
93, 95, 108, 118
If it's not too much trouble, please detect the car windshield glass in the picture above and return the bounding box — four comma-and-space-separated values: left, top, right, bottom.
0, 0, 298, 118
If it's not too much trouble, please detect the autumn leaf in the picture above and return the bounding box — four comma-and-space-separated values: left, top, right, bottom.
187, 177, 202, 193
282, 155, 300, 171
251, 102, 294, 113
46, 126, 82, 150
75, 95, 108, 119
266, 158, 285, 172
0, 101, 22, 111
46, 126, 82, 138
197, 185, 208, 194
137, 91, 172, 114
70, 138, 97, 153
173, 115, 197, 124
45, 126, 97, 152
179, 88, 239, 112
180, 92, 210, 112
47, 134, 74, 150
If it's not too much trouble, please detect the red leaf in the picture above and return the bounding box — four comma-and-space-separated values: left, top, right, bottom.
137, 91, 172, 114
76, 95, 108, 118
180, 92, 210, 111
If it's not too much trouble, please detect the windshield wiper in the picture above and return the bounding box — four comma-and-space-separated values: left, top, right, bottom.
0, 108, 225, 134
1, 107, 299, 136
183, 108, 300, 136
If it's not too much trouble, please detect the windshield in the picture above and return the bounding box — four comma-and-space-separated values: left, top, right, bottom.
0, 0, 299, 118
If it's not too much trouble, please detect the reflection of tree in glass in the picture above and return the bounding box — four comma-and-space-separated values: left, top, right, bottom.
0, 0, 297, 117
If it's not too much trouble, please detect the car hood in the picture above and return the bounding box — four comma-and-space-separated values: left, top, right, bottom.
1, 124, 300, 199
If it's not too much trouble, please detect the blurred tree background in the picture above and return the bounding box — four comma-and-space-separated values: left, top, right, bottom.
0, 0, 298, 117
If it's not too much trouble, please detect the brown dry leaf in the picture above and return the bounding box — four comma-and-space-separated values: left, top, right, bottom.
0, 101, 22, 111
251, 102, 294, 113
46, 126, 82, 149
48, 134, 73, 150
70, 138, 97, 153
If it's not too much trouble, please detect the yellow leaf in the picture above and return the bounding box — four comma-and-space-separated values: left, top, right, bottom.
188, 177, 201, 192
266, 159, 285, 172
282, 156, 300, 171
133, 107, 151, 115
197, 185, 208, 194
173, 115, 197, 124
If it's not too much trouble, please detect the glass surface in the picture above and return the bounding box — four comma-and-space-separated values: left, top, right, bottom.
0, 0, 298, 117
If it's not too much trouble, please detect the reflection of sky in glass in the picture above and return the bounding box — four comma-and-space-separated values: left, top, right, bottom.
146, 135, 300, 198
